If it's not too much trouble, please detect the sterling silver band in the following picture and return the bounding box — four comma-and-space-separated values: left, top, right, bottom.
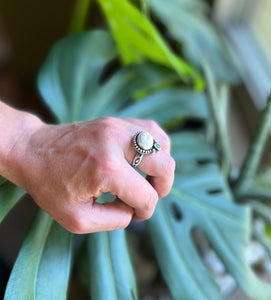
132, 153, 144, 167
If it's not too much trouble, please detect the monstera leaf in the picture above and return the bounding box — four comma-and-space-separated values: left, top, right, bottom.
38, 29, 208, 126
147, 0, 240, 83
37, 30, 184, 123
4, 210, 72, 300
97, 0, 204, 89
117, 88, 209, 123
0, 180, 25, 224
36, 29, 209, 299
148, 132, 271, 300
4, 28, 262, 300
87, 230, 138, 300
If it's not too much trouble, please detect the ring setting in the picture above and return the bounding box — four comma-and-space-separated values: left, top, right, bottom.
132, 131, 161, 167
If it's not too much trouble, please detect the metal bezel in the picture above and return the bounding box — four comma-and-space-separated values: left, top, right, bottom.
133, 131, 155, 155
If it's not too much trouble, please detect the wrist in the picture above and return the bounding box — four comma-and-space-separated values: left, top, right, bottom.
0, 103, 44, 187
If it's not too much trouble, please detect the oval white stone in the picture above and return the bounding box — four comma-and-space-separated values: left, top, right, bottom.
137, 132, 153, 150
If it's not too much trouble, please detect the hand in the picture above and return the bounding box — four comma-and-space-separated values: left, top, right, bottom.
5, 116, 175, 233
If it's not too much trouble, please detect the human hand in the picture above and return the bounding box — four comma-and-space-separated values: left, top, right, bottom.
5, 116, 175, 233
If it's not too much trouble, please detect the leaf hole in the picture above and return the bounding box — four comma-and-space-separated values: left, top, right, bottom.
197, 159, 212, 166
207, 188, 222, 195
180, 119, 205, 130
171, 202, 182, 222
190, 228, 237, 297
99, 58, 119, 84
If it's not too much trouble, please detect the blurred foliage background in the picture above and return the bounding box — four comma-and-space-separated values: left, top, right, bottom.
1, 1, 271, 300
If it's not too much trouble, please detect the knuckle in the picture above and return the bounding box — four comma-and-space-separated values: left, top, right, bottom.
100, 153, 119, 174
160, 134, 171, 152
145, 119, 158, 131
143, 192, 158, 219
100, 116, 117, 125
66, 216, 88, 234
122, 216, 132, 228
163, 156, 176, 175
99, 117, 120, 139
159, 186, 171, 199
113, 215, 131, 230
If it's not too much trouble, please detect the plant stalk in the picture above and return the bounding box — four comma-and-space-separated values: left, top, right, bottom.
235, 95, 271, 196
141, 0, 149, 17
251, 201, 271, 225
253, 227, 271, 258
203, 62, 231, 177
69, 0, 92, 34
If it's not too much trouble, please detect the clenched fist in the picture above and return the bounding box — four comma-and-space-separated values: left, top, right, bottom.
0, 101, 175, 233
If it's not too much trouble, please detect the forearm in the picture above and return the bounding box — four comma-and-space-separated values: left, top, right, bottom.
0, 100, 43, 186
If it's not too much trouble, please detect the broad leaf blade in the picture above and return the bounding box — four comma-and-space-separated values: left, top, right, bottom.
38, 30, 117, 123
38, 30, 181, 123
147, 0, 240, 83
38, 30, 143, 299
0, 180, 25, 224
87, 230, 137, 300
117, 88, 209, 124
149, 132, 271, 300
98, 0, 204, 89
4, 210, 72, 300
35, 221, 72, 299
87, 65, 178, 120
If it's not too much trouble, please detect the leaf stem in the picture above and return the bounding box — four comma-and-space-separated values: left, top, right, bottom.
251, 201, 271, 225
69, 0, 92, 34
250, 202, 271, 257
253, 227, 271, 258
237, 183, 271, 202
203, 62, 231, 177
251, 202, 271, 257
141, 0, 149, 17
235, 95, 271, 195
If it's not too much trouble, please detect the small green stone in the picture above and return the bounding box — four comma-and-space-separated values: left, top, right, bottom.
154, 143, 161, 151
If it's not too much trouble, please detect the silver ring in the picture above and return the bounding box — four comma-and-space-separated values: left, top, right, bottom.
132, 131, 161, 167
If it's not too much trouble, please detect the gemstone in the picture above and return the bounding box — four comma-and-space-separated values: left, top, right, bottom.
137, 132, 153, 150
154, 142, 161, 151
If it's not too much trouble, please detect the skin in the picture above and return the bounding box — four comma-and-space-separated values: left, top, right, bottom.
0, 101, 175, 233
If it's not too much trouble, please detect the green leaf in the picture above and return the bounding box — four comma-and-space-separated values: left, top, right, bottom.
235, 96, 271, 196
0, 175, 7, 186
0, 180, 25, 224
38, 30, 182, 123
147, 0, 240, 83
36, 26, 263, 300
97, 0, 204, 89
203, 62, 232, 176
87, 230, 137, 300
38, 30, 117, 123
170, 132, 216, 171
84, 65, 178, 120
148, 132, 271, 300
38, 30, 147, 299
117, 88, 209, 124
69, 0, 93, 34
4, 210, 72, 300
